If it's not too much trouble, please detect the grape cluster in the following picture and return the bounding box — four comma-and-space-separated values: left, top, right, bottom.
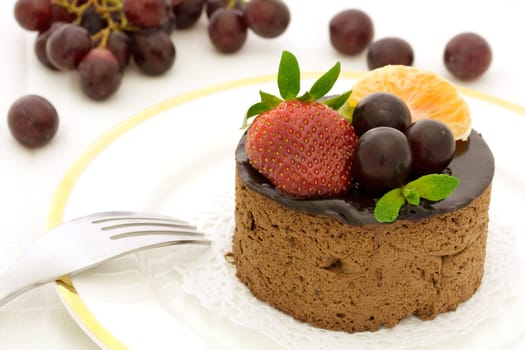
13, 0, 291, 101
14, 0, 181, 100
351, 93, 456, 192
328, 8, 491, 80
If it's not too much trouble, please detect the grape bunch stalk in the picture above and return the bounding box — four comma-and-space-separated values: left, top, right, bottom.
14, 0, 291, 101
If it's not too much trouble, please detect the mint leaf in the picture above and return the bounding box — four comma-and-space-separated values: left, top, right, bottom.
278, 51, 300, 100
374, 188, 406, 223
242, 102, 269, 128
402, 187, 420, 206
373, 174, 460, 223
309, 62, 341, 100
405, 174, 460, 201
323, 90, 352, 110
259, 91, 283, 108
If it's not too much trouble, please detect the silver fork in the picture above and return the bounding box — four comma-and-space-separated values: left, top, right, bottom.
0, 211, 210, 307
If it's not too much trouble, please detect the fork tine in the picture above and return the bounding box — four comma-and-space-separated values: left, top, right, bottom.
99, 220, 195, 231
105, 232, 212, 255
89, 211, 188, 225
84, 211, 202, 239
92, 215, 189, 225
97, 220, 204, 240
108, 227, 206, 240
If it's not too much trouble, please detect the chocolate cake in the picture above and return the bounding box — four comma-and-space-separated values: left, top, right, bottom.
233, 131, 494, 332
232, 53, 494, 332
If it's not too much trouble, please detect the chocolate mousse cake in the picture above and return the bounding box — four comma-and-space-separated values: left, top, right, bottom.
234, 132, 493, 332
232, 53, 494, 332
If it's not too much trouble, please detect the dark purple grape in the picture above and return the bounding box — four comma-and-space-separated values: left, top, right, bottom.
131, 30, 176, 75
444, 32, 492, 81
132, 20, 173, 35
107, 31, 132, 70
244, 0, 289, 38
405, 119, 455, 175
81, 6, 108, 34
14, 0, 53, 31
8, 94, 59, 148
352, 92, 411, 136
206, 0, 244, 19
46, 23, 92, 70
34, 22, 66, 69
51, 3, 76, 22
168, 0, 183, 29
172, 0, 204, 29
329, 9, 373, 55
78, 47, 123, 101
123, 0, 170, 28
352, 127, 412, 191
367, 37, 414, 70
208, 8, 247, 53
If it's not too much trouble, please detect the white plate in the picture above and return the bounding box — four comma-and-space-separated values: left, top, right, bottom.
48, 74, 525, 350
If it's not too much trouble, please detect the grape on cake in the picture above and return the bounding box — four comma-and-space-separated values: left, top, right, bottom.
233, 52, 494, 332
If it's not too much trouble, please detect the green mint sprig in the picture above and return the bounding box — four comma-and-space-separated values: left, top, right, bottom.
374, 174, 460, 223
242, 50, 351, 128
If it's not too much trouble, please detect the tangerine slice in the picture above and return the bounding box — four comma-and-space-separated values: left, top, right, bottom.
347, 65, 472, 140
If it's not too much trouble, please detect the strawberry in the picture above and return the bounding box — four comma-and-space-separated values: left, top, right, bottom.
246, 100, 357, 197
243, 51, 357, 198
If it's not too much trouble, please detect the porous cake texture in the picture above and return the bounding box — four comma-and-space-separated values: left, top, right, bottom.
233, 172, 491, 332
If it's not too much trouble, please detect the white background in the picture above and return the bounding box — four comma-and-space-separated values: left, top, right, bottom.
1, 0, 524, 349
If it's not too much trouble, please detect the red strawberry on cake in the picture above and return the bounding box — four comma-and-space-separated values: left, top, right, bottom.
243, 51, 356, 198
246, 100, 357, 197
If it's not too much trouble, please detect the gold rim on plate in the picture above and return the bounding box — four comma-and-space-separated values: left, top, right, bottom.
46, 72, 525, 349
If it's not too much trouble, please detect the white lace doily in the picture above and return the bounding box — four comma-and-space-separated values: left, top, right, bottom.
171, 191, 522, 350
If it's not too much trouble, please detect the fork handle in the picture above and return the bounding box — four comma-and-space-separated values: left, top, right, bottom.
0, 270, 45, 307
0, 258, 58, 307
0, 248, 59, 307
0, 278, 29, 307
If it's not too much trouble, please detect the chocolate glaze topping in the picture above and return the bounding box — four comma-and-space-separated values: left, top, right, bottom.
235, 130, 494, 225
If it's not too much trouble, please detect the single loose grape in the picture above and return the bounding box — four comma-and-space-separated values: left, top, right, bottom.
367, 37, 414, 70
8, 95, 59, 148
444, 32, 492, 81
244, 0, 290, 38
329, 9, 373, 55
208, 8, 247, 53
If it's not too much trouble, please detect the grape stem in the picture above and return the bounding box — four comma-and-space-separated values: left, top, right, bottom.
52, 0, 137, 48
226, 0, 248, 8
